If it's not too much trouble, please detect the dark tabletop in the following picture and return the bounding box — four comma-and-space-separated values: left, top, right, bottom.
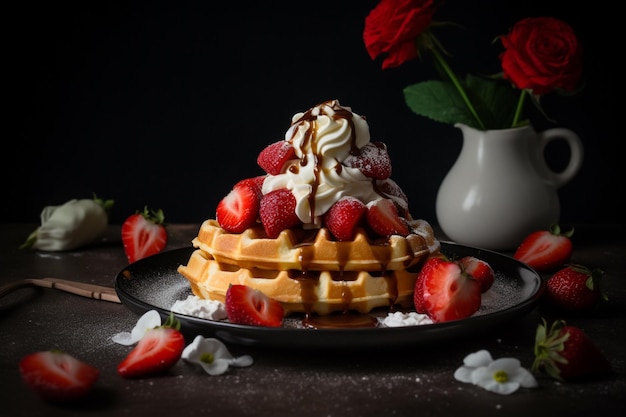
1, 223, 625, 417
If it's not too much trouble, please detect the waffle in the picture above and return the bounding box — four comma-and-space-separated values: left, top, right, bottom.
177, 219, 440, 315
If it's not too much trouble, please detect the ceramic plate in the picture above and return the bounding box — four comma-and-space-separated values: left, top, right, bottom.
115, 243, 543, 349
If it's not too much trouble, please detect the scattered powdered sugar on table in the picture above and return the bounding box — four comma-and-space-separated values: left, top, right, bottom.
171, 295, 227, 320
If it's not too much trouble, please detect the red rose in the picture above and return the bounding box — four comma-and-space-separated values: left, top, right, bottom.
499, 17, 583, 96
363, 0, 438, 69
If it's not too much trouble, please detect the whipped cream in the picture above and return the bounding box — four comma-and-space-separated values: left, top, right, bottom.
262, 100, 382, 227
171, 295, 227, 320
381, 311, 433, 327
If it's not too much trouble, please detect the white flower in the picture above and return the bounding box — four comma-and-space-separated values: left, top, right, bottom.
454, 350, 538, 395
111, 310, 161, 345
182, 335, 254, 375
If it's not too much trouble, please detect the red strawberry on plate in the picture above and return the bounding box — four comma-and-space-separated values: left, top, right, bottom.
544, 264, 606, 313
532, 319, 611, 381
323, 196, 366, 241
122, 206, 168, 263
414, 256, 446, 313
117, 313, 185, 378
513, 224, 574, 273
259, 188, 301, 238
365, 198, 409, 237
344, 142, 392, 179
257, 140, 297, 175
417, 256, 482, 322
225, 284, 285, 327
458, 256, 495, 293
19, 350, 99, 403
216, 181, 262, 233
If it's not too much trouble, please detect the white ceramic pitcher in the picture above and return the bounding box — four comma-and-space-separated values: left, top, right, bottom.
436, 123, 583, 251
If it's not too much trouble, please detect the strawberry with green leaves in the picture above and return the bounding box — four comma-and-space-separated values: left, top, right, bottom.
532, 319, 611, 381
19, 350, 99, 403
513, 224, 574, 273
121, 206, 168, 263
543, 264, 606, 313
225, 284, 285, 327
117, 313, 185, 378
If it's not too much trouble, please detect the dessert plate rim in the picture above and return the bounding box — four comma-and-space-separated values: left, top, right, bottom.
115, 242, 544, 350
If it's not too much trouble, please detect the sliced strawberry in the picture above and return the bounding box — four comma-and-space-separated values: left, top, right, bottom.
344, 142, 392, 179
458, 256, 495, 293
420, 257, 481, 322
532, 319, 611, 381
257, 141, 297, 175
414, 256, 447, 313
259, 188, 301, 238
323, 196, 366, 241
365, 198, 409, 237
121, 206, 168, 263
216, 182, 261, 234
513, 224, 574, 272
375, 178, 409, 216
117, 314, 185, 379
234, 175, 266, 200
225, 284, 285, 327
19, 350, 99, 403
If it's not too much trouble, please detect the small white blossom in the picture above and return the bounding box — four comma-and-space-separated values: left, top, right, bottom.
182, 335, 253, 375
111, 310, 161, 345
454, 350, 538, 395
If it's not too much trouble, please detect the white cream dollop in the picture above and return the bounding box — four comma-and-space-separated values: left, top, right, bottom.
262, 100, 381, 226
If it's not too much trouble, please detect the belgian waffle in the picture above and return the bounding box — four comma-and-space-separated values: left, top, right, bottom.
177, 219, 440, 315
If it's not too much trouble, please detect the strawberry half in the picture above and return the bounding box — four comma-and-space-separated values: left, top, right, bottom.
513, 224, 574, 273
117, 313, 185, 378
458, 256, 495, 293
532, 319, 611, 381
216, 181, 261, 234
259, 188, 301, 238
344, 142, 392, 179
414, 256, 447, 313
257, 140, 297, 175
323, 196, 366, 241
419, 256, 482, 322
365, 198, 409, 237
225, 284, 285, 327
19, 350, 99, 403
121, 206, 168, 263
543, 264, 606, 313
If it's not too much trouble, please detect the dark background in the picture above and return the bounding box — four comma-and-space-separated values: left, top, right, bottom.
5, 1, 620, 226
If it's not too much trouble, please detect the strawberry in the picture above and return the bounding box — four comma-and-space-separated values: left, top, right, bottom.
323, 196, 366, 241
532, 319, 611, 381
117, 313, 185, 378
225, 284, 285, 327
376, 178, 409, 217
216, 181, 261, 234
234, 175, 266, 200
418, 256, 482, 322
513, 224, 574, 273
259, 188, 302, 238
458, 256, 495, 293
257, 140, 297, 175
344, 142, 392, 179
365, 198, 409, 237
121, 206, 168, 263
414, 256, 446, 313
543, 264, 606, 313
19, 350, 99, 403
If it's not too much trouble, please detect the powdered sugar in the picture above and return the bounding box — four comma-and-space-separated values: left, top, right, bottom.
171, 295, 227, 320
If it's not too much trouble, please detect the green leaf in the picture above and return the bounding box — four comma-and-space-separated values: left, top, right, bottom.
465, 75, 519, 129
403, 81, 479, 128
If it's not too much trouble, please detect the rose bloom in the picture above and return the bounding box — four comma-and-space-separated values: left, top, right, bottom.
363, 0, 439, 69
499, 17, 583, 96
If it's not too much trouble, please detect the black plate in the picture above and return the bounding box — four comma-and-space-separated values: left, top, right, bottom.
115, 243, 543, 349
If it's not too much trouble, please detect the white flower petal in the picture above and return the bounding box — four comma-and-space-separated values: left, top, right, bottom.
463, 350, 494, 367
230, 355, 254, 368
513, 367, 539, 388
489, 357, 521, 373
111, 310, 161, 345
454, 366, 476, 383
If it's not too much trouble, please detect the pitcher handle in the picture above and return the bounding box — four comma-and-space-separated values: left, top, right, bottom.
537, 128, 584, 188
